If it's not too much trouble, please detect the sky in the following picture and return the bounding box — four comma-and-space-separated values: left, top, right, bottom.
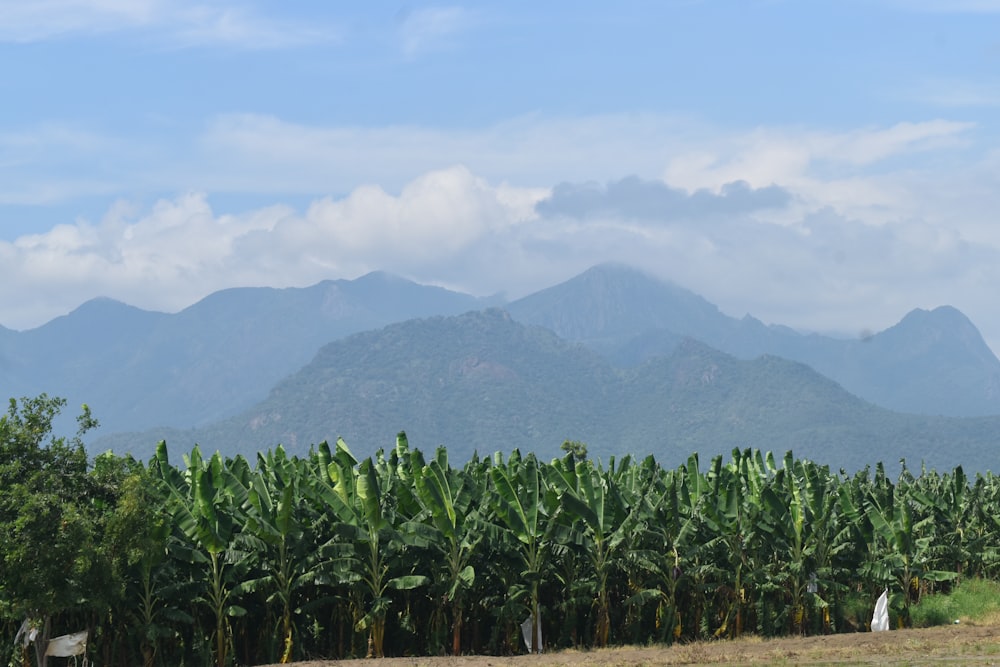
3, 1, 1000, 352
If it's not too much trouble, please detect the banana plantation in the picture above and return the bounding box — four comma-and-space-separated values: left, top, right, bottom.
2, 395, 1000, 666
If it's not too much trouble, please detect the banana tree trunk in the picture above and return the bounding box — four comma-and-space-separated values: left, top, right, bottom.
210, 551, 229, 667
452, 602, 463, 655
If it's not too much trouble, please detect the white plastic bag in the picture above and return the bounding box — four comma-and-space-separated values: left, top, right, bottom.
871, 588, 890, 632
520, 615, 542, 653
45, 630, 88, 657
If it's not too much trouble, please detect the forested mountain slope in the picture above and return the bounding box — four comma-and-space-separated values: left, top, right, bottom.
100, 309, 1000, 472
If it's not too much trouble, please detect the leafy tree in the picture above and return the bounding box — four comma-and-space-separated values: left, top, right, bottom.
100, 457, 179, 667
0, 395, 102, 667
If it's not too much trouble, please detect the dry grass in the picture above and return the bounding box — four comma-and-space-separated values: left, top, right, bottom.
258, 623, 1000, 667
973, 610, 1000, 628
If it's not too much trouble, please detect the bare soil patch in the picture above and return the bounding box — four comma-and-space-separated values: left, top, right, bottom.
260, 623, 1000, 666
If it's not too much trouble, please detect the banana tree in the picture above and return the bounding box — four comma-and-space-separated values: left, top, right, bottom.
759, 453, 842, 634
103, 461, 186, 667
488, 450, 558, 653
405, 446, 485, 654
697, 449, 772, 638
317, 437, 427, 657
627, 463, 696, 644
552, 455, 636, 647
966, 472, 1000, 579
861, 474, 957, 626
153, 443, 251, 667
239, 445, 327, 663
910, 466, 992, 580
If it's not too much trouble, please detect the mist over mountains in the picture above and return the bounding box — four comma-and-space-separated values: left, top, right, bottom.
4, 264, 1000, 472
1, 272, 493, 434
507, 265, 1000, 417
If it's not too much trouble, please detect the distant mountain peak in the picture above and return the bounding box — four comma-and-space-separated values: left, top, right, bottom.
573, 263, 708, 300
73, 295, 131, 310
354, 270, 406, 285
578, 261, 655, 280
898, 305, 975, 330
507, 263, 726, 343
56, 296, 157, 327
880, 305, 991, 354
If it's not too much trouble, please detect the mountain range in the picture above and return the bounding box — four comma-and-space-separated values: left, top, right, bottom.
0, 272, 492, 435
507, 265, 1000, 417
4, 264, 1000, 471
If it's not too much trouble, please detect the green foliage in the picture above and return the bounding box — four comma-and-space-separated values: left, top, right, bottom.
0, 396, 100, 612
17, 392, 1000, 665
406, 444, 485, 654
0, 396, 127, 666
911, 578, 1000, 628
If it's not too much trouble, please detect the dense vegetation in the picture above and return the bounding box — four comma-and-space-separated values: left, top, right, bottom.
98, 310, 1000, 473
3, 395, 999, 666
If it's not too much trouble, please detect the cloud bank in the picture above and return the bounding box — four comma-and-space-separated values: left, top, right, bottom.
3, 107, 1000, 355
536, 177, 792, 222
6, 144, 1000, 356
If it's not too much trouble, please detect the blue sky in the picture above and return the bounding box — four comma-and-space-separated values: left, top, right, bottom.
4, 1, 1000, 352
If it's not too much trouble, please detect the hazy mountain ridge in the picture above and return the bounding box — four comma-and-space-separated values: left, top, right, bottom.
7, 263, 1000, 470
95, 312, 1000, 472
507, 264, 1000, 416
96, 309, 618, 459
1, 273, 490, 434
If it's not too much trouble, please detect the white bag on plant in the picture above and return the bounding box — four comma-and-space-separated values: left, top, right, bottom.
520, 614, 542, 653
871, 588, 890, 632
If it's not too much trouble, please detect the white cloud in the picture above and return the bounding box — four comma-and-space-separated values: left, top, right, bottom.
0, 123, 137, 204
5, 112, 1000, 352
820, 120, 974, 165
0, 112, 703, 223
0, 122, 108, 157
0, 169, 544, 330
297, 166, 530, 263
664, 120, 972, 187
0, 0, 159, 41
395, 6, 473, 57
11, 113, 969, 218
0, 0, 335, 47
909, 79, 1000, 108
197, 112, 698, 195
886, 0, 1000, 12
195, 114, 974, 212
170, 4, 336, 49
3, 158, 1000, 352
663, 119, 974, 225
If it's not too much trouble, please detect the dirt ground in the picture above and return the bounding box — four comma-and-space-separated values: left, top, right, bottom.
258, 623, 1000, 666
